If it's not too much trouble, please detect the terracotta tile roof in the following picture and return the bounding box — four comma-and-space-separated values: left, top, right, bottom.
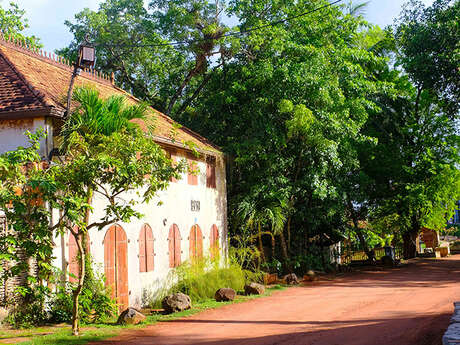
0, 36, 221, 154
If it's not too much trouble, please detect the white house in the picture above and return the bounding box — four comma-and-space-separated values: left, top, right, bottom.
0, 35, 227, 310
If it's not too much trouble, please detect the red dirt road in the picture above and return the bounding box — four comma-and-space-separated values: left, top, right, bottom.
93, 256, 460, 345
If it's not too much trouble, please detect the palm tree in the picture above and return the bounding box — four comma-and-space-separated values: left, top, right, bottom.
236, 196, 287, 264
346, 1, 369, 17
60, 86, 147, 150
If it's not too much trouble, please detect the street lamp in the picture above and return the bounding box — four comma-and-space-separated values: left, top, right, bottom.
65, 36, 96, 118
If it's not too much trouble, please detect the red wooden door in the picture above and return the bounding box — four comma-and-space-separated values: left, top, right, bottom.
139, 224, 154, 272
68, 228, 90, 283
168, 224, 181, 268
189, 225, 203, 260
104, 225, 129, 312
210, 225, 220, 259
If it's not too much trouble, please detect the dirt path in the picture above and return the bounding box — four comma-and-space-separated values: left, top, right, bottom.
92, 256, 460, 345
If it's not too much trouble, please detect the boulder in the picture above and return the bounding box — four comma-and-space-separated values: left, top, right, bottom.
304, 270, 317, 282
215, 288, 236, 302
284, 273, 299, 285
117, 307, 146, 325
244, 282, 265, 295
162, 293, 192, 314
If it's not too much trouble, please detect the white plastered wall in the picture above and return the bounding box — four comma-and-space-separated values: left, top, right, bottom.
0, 117, 53, 158
52, 150, 227, 308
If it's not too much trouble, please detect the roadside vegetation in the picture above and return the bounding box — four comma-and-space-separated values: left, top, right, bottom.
0, 0, 458, 341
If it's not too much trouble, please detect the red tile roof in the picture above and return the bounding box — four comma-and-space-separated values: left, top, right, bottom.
0, 35, 220, 153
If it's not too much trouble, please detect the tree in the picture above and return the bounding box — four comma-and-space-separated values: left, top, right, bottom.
0, 1, 41, 48
58, 0, 237, 115
395, 0, 459, 117
56, 87, 182, 335
175, 0, 390, 268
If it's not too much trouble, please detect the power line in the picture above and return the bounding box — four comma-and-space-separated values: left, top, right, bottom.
97, 0, 343, 49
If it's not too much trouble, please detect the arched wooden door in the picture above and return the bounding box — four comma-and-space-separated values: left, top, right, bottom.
104, 225, 129, 312
210, 225, 220, 259
139, 224, 154, 272
168, 224, 181, 268
68, 228, 90, 283
189, 225, 203, 260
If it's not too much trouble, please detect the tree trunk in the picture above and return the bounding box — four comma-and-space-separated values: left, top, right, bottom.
71, 232, 85, 336
257, 223, 266, 263
71, 187, 93, 336
286, 216, 292, 253
270, 234, 276, 260
279, 230, 291, 272
402, 226, 419, 259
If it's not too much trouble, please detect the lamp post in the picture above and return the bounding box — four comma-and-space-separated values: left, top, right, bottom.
65, 36, 96, 118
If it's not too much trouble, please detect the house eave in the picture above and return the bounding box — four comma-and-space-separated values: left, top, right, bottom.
0, 107, 63, 120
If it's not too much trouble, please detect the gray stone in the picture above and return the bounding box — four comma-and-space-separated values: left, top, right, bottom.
244, 282, 265, 295
284, 273, 299, 285
117, 307, 146, 325
451, 314, 460, 324
443, 323, 460, 345
162, 292, 192, 314
215, 288, 236, 302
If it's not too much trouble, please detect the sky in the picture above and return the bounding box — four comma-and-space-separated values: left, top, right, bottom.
13, 0, 435, 53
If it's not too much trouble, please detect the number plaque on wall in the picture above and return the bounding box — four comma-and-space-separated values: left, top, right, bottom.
191, 200, 200, 212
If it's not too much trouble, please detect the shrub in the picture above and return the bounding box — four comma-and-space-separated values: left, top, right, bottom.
5, 285, 49, 329
49, 256, 116, 324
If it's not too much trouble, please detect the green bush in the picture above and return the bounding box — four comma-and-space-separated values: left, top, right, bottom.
5, 286, 50, 329
49, 256, 116, 324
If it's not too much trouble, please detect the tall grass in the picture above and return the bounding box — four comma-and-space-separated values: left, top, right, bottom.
146, 249, 262, 307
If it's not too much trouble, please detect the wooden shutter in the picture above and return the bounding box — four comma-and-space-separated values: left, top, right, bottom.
206, 161, 216, 188
169, 224, 181, 268
68, 227, 91, 283
196, 226, 203, 258
189, 226, 196, 259
104, 225, 129, 312
210, 225, 220, 259
187, 159, 198, 185
68, 231, 78, 283
145, 224, 154, 272
104, 226, 116, 300
116, 225, 129, 311
174, 225, 181, 267
139, 226, 146, 272
190, 225, 203, 260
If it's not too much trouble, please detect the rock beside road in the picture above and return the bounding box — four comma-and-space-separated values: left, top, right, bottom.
215, 288, 236, 302
117, 308, 146, 325
304, 270, 317, 281
244, 282, 265, 295
162, 293, 192, 314
284, 273, 299, 285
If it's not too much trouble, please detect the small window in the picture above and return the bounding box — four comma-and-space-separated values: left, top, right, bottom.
206, 159, 216, 189
187, 159, 198, 186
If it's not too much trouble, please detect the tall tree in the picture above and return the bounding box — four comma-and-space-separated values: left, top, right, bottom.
58, 0, 237, 115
